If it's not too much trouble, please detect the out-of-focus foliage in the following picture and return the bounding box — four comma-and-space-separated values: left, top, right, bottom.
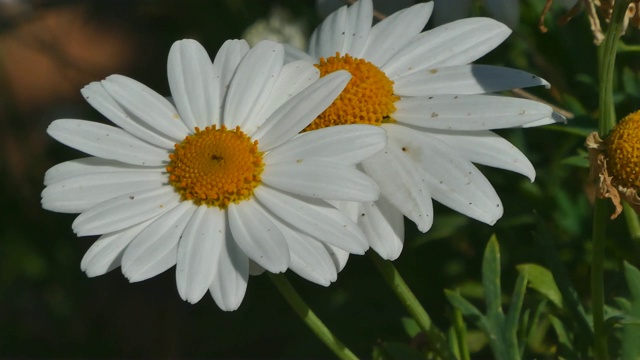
2, 0, 640, 358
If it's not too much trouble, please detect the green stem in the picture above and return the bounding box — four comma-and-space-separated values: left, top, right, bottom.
268, 273, 359, 360
617, 40, 640, 53
593, 1, 631, 357
369, 252, 454, 359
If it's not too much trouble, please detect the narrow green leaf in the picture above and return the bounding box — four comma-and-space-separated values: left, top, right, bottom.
506, 273, 528, 358
516, 263, 563, 309
524, 300, 548, 354
561, 154, 589, 168
548, 314, 579, 359
451, 306, 470, 360
533, 214, 593, 351
401, 317, 421, 338
622, 261, 640, 360
445, 289, 491, 334
483, 235, 503, 320
506, 272, 529, 337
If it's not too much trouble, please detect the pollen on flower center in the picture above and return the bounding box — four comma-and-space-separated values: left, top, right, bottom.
606, 110, 640, 189
167, 125, 264, 208
304, 52, 399, 132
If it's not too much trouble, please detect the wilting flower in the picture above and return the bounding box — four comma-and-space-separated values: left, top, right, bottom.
286, 0, 558, 260
587, 110, 640, 218
242, 6, 307, 50
42, 39, 387, 310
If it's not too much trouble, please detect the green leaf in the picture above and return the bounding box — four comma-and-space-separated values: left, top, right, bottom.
483, 235, 503, 319
533, 214, 593, 353
506, 273, 528, 349
548, 314, 580, 359
562, 154, 589, 168
622, 261, 640, 360
445, 289, 487, 329
506, 273, 528, 358
446, 236, 522, 360
516, 263, 563, 309
401, 317, 421, 338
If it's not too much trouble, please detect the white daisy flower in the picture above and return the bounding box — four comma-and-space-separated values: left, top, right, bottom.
286, 0, 559, 261
41, 39, 387, 310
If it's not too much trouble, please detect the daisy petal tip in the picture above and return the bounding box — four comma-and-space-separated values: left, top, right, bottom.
326, 69, 352, 87
553, 111, 568, 124
415, 1, 435, 16
180, 290, 207, 305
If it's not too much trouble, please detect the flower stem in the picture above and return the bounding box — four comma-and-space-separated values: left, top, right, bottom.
593, 0, 631, 358
268, 273, 359, 360
369, 252, 454, 359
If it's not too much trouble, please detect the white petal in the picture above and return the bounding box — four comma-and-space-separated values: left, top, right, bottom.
386, 124, 503, 224
42, 170, 166, 213
254, 186, 368, 254
101, 75, 190, 141
284, 43, 316, 63
382, 18, 511, 79
121, 201, 196, 282
227, 200, 289, 273
265, 125, 386, 166
81, 83, 175, 148
176, 206, 225, 304
359, 196, 404, 260
427, 129, 535, 181
213, 39, 250, 117
360, 2, 434, 66
262, 159, 379, 202
392, 65, 550, 96
210, 230, 249, 311
522, 111, 566, 127
248, 260, 265, 276
361, 128, 434, 232
394, 95, 553, 130
72, 186, 180, 237
44, 157, 160, 186
168, 39, 220, 130
257, 60, 319, 121
252, 70, 351, 150
81, 219, 153, 277
325, 244, 350, 272
47, 120, 169, 166
223, 40, 283, 132
278, 223, 338, 286
308, 2, 348, 59
342, 0, 373, 56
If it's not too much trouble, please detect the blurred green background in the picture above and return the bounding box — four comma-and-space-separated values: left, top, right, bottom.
1, 0, 638, 357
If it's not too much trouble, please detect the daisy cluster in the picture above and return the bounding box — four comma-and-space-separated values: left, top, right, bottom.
42, 0, 558, 310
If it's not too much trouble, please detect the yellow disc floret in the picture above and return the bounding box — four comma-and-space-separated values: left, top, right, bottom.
606, 110, 640, 189
304, 52, 399, 132
167, 125, 264, 208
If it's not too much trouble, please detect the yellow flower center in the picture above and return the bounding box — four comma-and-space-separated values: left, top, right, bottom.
303, 53, 399, 132
167, 125, 264, 208
606, 110, 640, 189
